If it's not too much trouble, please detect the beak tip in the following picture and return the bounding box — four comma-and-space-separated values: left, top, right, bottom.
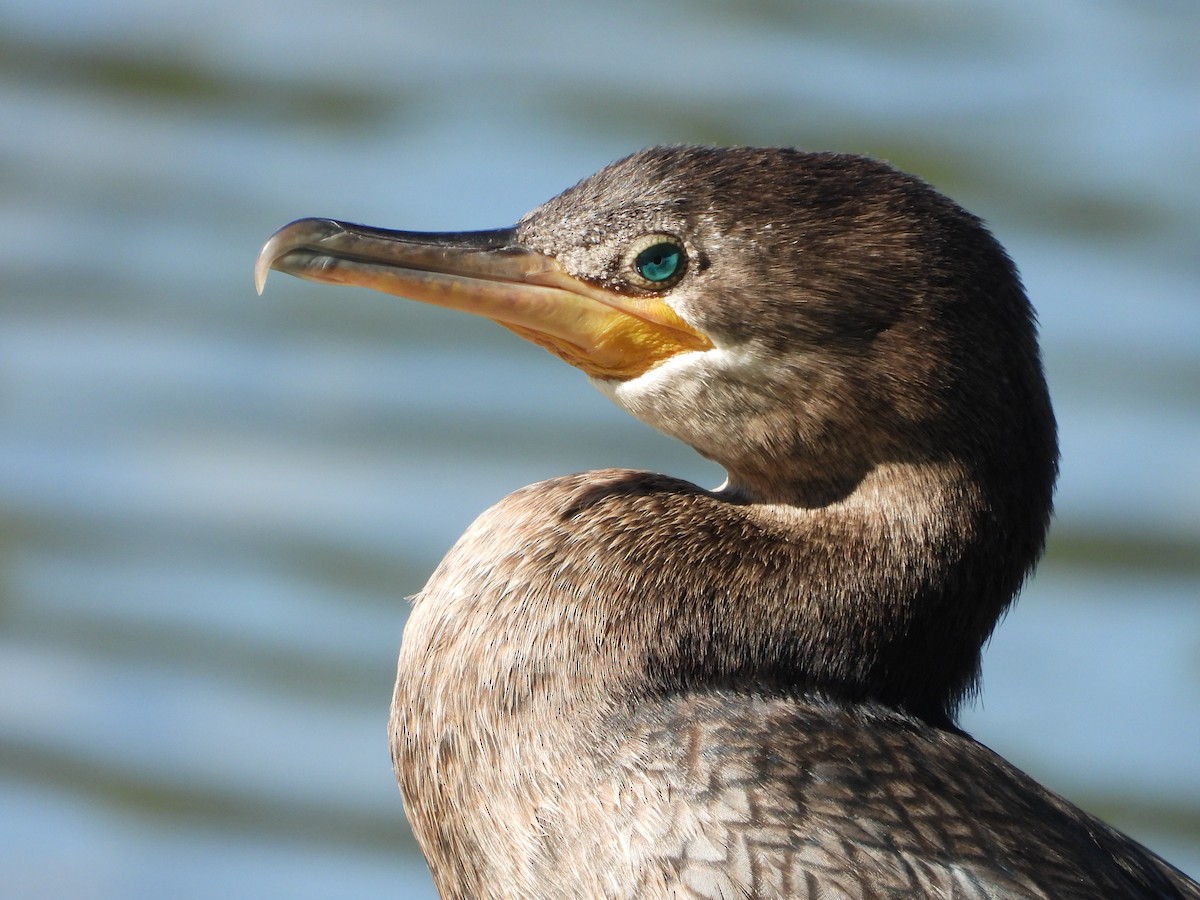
254, 240, 275, 295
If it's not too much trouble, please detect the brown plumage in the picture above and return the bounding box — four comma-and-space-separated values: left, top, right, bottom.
257, 146, 1198, 899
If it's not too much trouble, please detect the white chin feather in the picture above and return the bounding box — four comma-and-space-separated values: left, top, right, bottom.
589, 346, 765, 477
589, 346, 717, 420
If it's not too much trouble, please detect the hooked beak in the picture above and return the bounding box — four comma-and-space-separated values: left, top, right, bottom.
255, 218, 711, 380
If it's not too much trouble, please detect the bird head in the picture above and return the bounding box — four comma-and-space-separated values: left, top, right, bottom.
257, 146, 1055, 512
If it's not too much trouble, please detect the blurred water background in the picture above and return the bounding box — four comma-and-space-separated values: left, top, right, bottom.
1, 0, 1198, 896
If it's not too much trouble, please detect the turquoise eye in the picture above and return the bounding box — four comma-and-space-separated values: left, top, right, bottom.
633, 241, 683, 284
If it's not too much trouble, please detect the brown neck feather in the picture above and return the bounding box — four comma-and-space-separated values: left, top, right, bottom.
401, 454, 1029, 737
393, 455, 1046, 896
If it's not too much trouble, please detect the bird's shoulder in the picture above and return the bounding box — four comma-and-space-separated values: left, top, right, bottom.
433, 467, 737, 581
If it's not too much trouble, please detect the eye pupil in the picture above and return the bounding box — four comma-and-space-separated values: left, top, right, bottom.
634, 242, 682, 283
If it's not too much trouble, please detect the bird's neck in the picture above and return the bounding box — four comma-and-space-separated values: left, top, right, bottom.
696, 458, 1005, 724
392, 460, 1032, 896
400, 457, 1017, 732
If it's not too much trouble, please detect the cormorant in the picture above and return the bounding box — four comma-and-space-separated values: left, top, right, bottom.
256, 146, 1199, 899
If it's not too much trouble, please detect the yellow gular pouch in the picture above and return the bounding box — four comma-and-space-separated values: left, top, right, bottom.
497, 297, 712, 381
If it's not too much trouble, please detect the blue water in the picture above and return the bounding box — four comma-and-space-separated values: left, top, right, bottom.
1, 1, 1197, 896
